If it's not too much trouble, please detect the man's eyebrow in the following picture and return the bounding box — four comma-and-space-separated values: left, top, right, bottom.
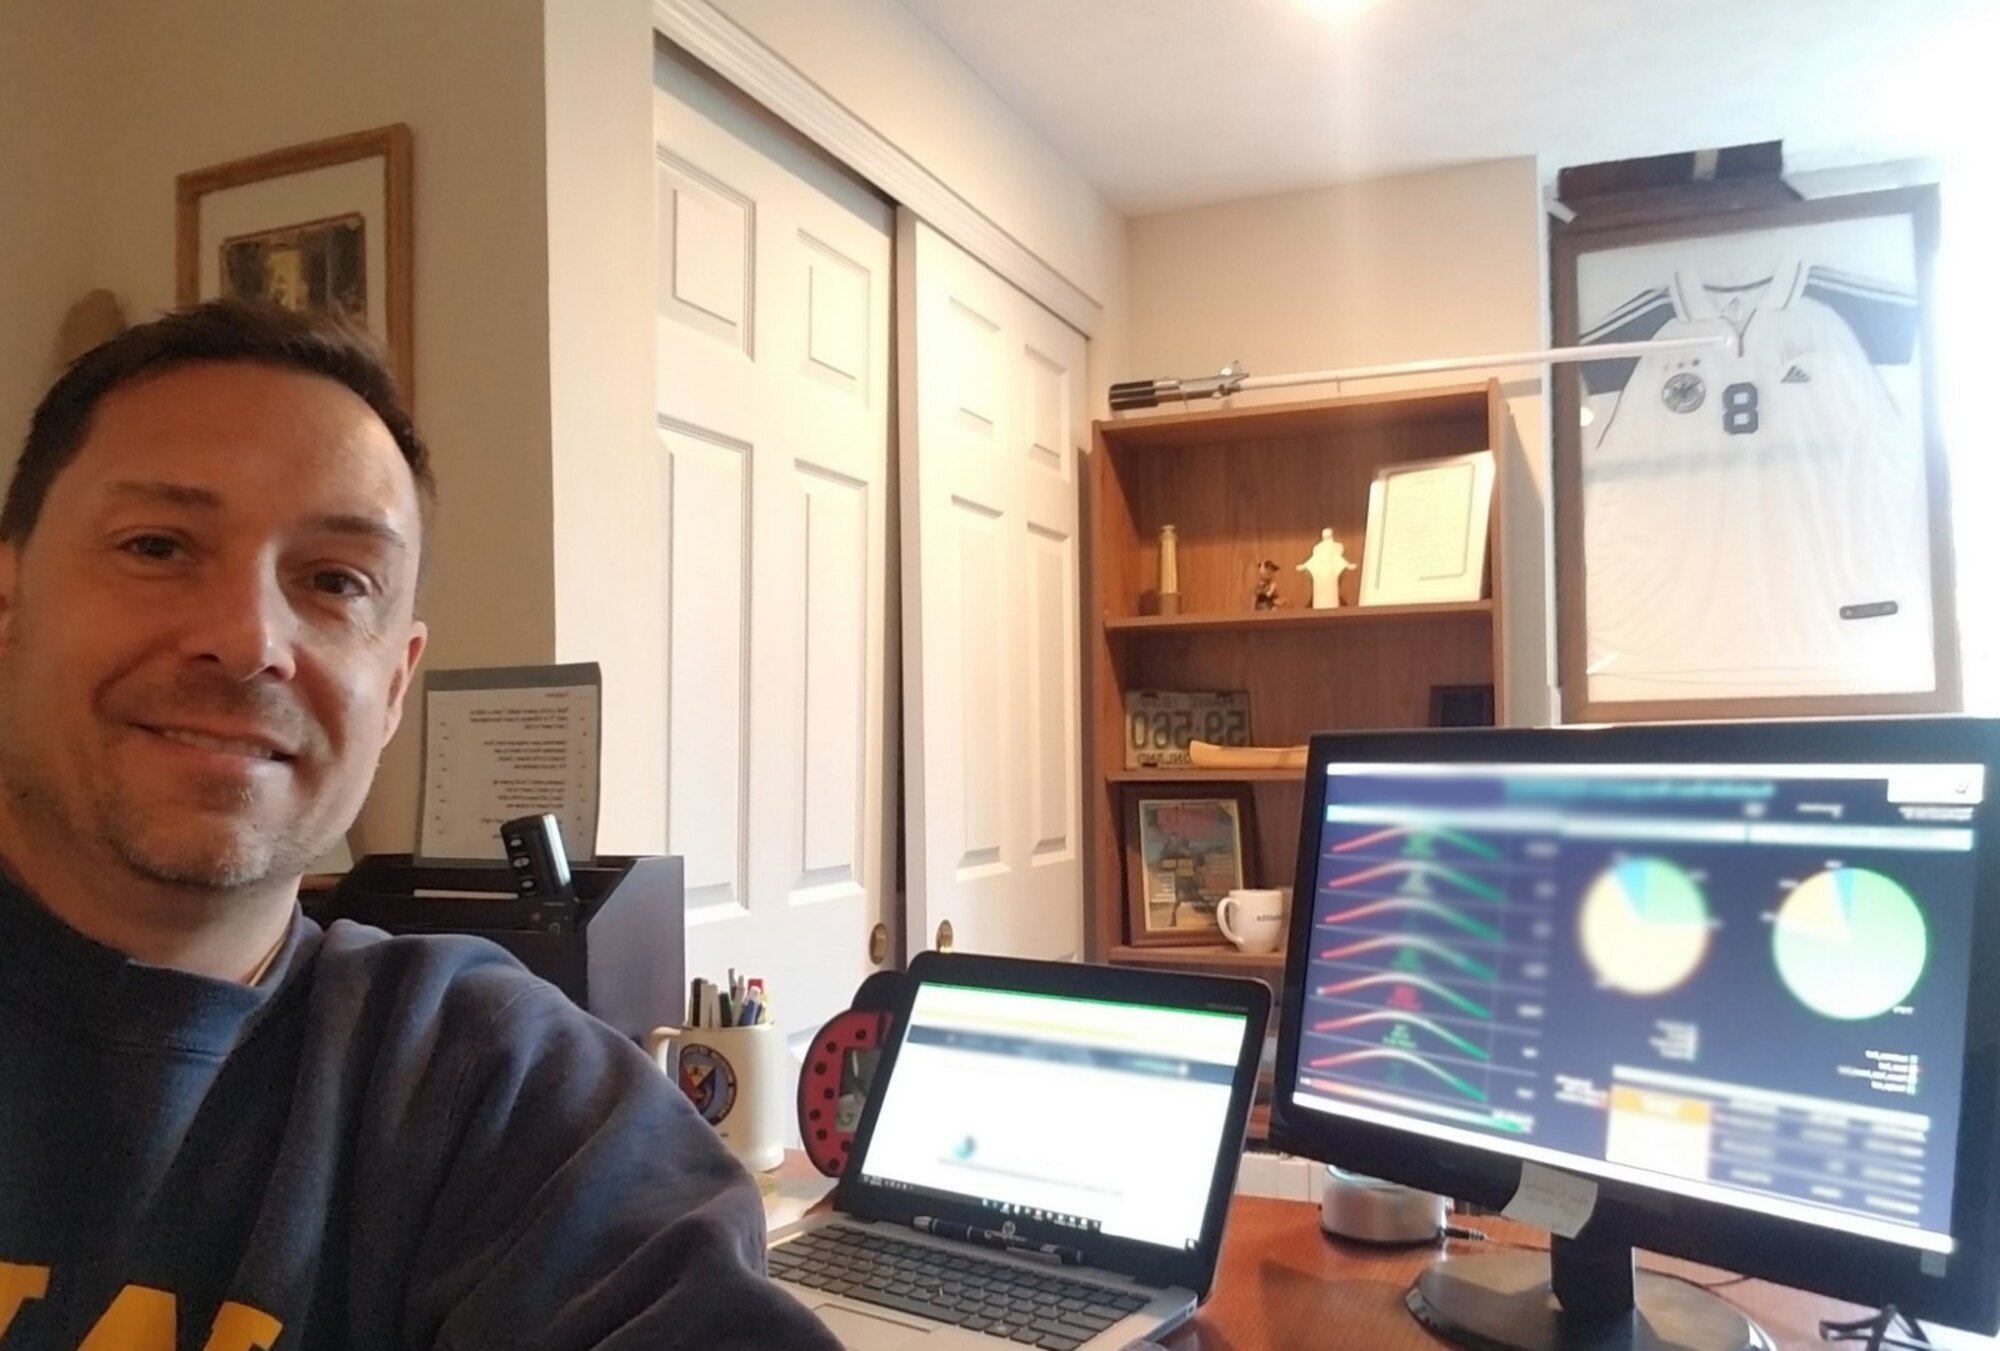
303, 513, 412, 553
103, 479, 222, 509
102, 481, 411, 552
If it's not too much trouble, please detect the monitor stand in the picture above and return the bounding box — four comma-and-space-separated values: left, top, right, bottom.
1407, 1232, 1776, 1351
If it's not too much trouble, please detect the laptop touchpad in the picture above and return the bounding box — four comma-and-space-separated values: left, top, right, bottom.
810, 1302, 939, 1350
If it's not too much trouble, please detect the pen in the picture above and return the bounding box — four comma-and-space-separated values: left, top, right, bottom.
912, 1216, 1085, 1266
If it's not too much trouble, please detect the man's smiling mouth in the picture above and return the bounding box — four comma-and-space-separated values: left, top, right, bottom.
147, 726, 295, 762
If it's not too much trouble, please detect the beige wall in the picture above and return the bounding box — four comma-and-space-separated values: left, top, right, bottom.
1937, 174, 1999, 712
1126, 160, 1554, 725
0, 2, 92, 466
69, 0, 560, 853
544, 0, 665, 852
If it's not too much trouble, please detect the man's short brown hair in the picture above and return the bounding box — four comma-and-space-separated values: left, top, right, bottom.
3, 299, 435, 550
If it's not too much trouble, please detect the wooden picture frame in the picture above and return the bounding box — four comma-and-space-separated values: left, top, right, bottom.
1553, 186, 1958, 723
1122, 784, 1256, 948
176, 124, 414, 399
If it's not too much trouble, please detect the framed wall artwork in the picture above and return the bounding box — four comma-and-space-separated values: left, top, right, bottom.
1552, 186, 1958, 723
1122, 784, 1256, 948
176, 124, 414, 398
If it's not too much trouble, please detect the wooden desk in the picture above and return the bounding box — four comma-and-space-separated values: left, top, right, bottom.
1167, 1197, 1995, 1351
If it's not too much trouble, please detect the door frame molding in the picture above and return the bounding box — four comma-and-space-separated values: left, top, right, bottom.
651, 0, 1103, 338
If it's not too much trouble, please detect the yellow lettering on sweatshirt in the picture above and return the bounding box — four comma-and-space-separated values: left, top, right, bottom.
77, 1284, 176, 1351
0, 1271, 283, 1350
198, 1302, 283, 1351
0, 1263, 50, 1336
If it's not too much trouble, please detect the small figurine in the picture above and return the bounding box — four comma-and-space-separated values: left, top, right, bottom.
1296, 528, 1356, 609
1254, 559, 1283, 610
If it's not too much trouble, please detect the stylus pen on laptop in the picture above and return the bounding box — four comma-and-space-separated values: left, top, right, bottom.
913, 1216, 1085, 1267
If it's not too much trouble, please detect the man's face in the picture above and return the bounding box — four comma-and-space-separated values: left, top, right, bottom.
0, 361, 428, 892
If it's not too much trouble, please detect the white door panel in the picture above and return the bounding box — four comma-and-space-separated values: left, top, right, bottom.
902, 214, 1085, 962
656, 47, 892, 1055
661, 422, 752, 920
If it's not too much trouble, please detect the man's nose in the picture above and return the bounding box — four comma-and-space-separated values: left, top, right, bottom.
182, 567, 301, 682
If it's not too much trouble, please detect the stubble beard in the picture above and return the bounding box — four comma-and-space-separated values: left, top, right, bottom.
0, 713, 328, 894
99, 770, 321, 891
0, 632, 333, 896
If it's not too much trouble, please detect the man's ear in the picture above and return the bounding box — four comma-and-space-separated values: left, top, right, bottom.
380, 620, 429, 749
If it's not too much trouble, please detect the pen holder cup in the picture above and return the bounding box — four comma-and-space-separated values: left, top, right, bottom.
647, 1021, 790, 1172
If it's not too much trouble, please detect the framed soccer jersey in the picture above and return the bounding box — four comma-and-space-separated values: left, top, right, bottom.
1553, 186, 1959, 723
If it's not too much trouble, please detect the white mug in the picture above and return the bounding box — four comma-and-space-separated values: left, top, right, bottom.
646, 1021, 790, 1172
1217, 888, 1287, 955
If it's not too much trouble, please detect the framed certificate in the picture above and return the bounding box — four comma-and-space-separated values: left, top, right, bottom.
1358, 450, 1496, 607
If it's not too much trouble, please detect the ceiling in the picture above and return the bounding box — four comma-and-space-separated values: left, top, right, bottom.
893, 0, 1994, 217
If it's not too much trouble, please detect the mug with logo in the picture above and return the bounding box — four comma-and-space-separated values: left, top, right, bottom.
1216, 887, 1287, 955
646, 1021, 789, 1172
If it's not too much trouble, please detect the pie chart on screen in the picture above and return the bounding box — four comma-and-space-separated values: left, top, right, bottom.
1774, 868, 1927, 1021
1580, 858, 1712, 995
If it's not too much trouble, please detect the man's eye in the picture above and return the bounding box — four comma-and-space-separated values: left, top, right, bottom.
311, 569, 372, 598
119, 534, 183, 560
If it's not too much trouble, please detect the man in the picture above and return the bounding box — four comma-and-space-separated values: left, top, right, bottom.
0, 301, 842, 1350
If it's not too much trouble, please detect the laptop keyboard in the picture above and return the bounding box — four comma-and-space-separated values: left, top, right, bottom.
771, 1222, 1152, 1348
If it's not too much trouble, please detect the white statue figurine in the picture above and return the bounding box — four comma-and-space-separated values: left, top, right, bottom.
1296, 528, 1355, 609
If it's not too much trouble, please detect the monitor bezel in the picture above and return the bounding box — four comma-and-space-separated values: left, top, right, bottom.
837, 950, 1271, 1299
1268, 717, 2000, 1332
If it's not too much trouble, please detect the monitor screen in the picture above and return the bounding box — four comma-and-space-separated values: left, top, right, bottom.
1288, 754, 1980, 1253
852, 980, 1249, 1251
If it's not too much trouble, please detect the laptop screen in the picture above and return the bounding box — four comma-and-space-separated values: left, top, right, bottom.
851, 980, 1250, 1251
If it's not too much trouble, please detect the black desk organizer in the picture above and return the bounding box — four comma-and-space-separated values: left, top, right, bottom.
305, 854, 685, 1043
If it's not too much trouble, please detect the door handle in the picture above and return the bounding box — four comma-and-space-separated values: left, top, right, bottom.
869, 923, 890, 965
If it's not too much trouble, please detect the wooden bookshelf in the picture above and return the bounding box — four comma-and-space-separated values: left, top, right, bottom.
1103, 599, 1492, 636
1107, 944, 1287, 977
1082, 383, 1511, 977
1105, 769, 1304, 784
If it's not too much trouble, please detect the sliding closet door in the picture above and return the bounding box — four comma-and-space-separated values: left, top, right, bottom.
900, 212, 1087, 962
654, 47, 893, 1043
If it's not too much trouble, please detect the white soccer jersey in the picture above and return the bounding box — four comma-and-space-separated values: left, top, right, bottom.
1578, 258, 1933, 701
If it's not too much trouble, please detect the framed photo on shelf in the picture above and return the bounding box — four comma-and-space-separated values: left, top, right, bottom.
1553, 185, 1957, 723
1122, 785, 1255, 948
176, 124, 414, 398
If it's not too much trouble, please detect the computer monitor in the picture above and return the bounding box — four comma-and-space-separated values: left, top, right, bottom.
1268, 718, 2000, 1351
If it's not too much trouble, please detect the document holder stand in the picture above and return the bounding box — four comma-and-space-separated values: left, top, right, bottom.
307, 854, 685, 1042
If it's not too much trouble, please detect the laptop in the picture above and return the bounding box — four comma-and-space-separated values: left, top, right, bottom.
771, 951, 1271, 1351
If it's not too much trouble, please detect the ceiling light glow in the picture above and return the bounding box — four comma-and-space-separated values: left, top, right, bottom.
1291, 0, 1378, 18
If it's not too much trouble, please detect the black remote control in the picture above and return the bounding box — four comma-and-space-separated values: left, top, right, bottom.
499, 813, 578, 932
